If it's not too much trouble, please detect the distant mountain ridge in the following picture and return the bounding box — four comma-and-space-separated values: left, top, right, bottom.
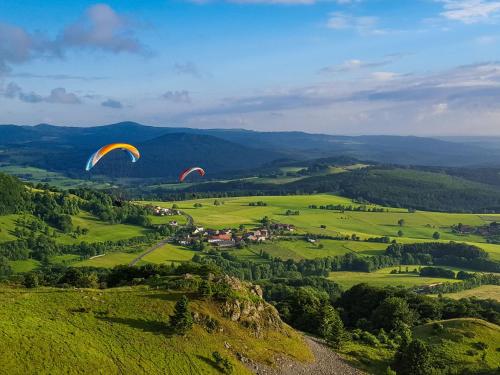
2, 122, 500, 180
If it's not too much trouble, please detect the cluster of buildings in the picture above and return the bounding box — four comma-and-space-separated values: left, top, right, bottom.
178, 223, 295, 248
151, 206, 181, 217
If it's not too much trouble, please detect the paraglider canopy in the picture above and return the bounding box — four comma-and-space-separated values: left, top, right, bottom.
179, 166, 205, 182
85, 143, 140, 171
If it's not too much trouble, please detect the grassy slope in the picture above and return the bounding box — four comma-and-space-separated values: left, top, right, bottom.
414, 318, 500, 373
0, 165, 110, 189
0, 212, 151, 245
328, 266, 462, 289
341, 318, 500, 375
0, 286, 312, 375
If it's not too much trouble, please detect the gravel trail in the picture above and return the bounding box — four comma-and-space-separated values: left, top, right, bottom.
248, 336, 365, 375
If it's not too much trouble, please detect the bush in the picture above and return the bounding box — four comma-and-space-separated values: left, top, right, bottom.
360, 331, 379, 346
212, 351, 234, 374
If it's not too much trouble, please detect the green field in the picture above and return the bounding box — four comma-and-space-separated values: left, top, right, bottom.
328, 266, 462, 289
72, 244, 199, 268
440, 285, 500, 301
141, 195, 500, 261
0, 286, 311, 374
0, 164, 110, 189
148, 214, 187, 226
248, 239, 388, 261
9, 259, 41, 273
139, 244, 199, 265
73, 252, 140, 268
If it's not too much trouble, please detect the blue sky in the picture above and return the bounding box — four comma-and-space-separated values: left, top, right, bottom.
1, 0, 500, 135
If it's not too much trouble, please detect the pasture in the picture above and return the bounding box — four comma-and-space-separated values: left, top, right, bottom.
440, 285, 500, 302
141, 194, 500, 261
248, 239, 388, 261
328, 266, 462, 289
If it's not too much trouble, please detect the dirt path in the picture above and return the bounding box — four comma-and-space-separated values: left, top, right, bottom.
248, 336, 364, 375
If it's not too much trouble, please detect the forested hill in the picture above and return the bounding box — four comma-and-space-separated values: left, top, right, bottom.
173, 167, 500, 213
3, 122, 500, 181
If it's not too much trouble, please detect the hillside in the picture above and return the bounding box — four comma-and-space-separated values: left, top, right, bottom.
179, 167, 500, 213
0, 280, 313, 374
413, 318, 500, 373
4, 123, 500, 184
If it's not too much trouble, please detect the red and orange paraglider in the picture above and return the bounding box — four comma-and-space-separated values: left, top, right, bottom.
85, 143, 140, 171
179, 166, 205, 182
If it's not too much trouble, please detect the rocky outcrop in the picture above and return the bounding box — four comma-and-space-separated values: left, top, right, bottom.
215, 275, 284, 337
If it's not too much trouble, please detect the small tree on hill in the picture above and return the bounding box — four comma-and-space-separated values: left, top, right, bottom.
398, 219, 405, 227
393, 339, 433, 375
198, 280, 213, 298
397, 230, 404, 237
372, 297, 416, 332
170, 295, 193, 334
319, 305, 345, 349
433, 231, 440, 240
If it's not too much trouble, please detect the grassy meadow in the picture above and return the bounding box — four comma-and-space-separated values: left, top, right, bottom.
140, 194, 500, 261
328, 266, 463, 289
439, 285, 500, 302
0, 286, 312, 375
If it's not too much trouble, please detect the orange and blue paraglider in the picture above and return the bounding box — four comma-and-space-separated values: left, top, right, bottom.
179, 167, 205, 182
85, 143, 140, 171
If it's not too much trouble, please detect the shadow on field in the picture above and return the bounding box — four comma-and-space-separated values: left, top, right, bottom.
98, 316, 173, 335
195, 355, 220, 371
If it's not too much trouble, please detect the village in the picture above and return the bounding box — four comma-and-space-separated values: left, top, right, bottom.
150, 205, 296, 248
177, 222, 296, 248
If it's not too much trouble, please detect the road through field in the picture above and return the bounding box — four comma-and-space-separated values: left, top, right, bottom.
128, 238, 171, 266
128, 211, 194, 266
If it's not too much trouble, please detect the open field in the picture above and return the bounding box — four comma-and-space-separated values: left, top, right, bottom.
440, 285, 500, 301
148, 214, 187, 226
0, 286, 311, 374
138, 244, 199, 265
0, 164, 110, 189
72, 244, 199, 268
248, 239, 388, 261
73, 252, 140, 268
140, 194, 500, 261
328, 266, 462, 289
9, 259, 40, 273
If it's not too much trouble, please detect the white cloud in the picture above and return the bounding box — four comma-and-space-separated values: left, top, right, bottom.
326, 12, 385, 35
371, 71, 400, 81
59, 4, 146, 54
320, 58, 395, 74
438, 0, 500, 24
2, 82, 81, 104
